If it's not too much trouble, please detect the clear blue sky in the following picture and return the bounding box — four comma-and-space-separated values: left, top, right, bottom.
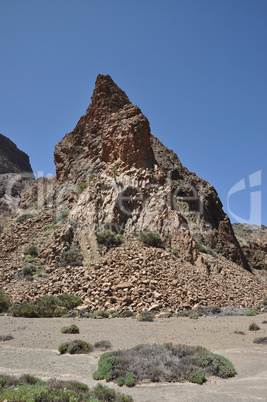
0, 0, 266, 225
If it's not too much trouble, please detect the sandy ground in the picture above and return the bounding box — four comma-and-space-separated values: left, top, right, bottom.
0, 314, 267, 401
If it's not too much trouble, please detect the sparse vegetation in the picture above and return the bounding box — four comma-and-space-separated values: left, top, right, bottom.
52, 209, 69, 224
189, 312, 199, 319
16, 213, 33, 223
245, 310, 257, 316
120, 310, 134, 318
0, 291, 11, 313
9, 294, 83, 318
234, 331, 245, 335
89, 309, 110, 319
93, 343, 237, 386
194, 239, 217, 256
0, 374, 133, 401
60, 324, 80, 334
261, 298, 267, 306
138, 230, 162, 247
248, 322, 260, 331
23, 244, 38, 257
253, 337, 267, 344
76, 177, 98, 195
0, 335, 13, 341
57, 248, 84, 267
58, 340, 93, 354
138, 310, 154, 322
94, 340, 112, 350
97, 229, 124, 251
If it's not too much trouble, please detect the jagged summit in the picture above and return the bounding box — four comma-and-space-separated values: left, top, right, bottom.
0, 133, 33, 174
54, 74, 156, 181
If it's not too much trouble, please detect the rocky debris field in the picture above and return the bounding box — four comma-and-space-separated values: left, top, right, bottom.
1, 234, 266, 312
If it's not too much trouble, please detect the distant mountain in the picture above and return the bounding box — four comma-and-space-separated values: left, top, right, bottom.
0, 134, 34, 220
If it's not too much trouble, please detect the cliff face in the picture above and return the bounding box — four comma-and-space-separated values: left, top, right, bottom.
0, 134, 34, 220
52, 74, 249, 271
0, 134, 32, 174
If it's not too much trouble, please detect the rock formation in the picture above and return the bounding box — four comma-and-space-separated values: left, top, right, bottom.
53, 74, 249, 271
0, 134, 34, 221
1, 74, 265, 311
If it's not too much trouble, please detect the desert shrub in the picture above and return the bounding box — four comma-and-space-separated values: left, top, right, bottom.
194, 240, 217, 257
52, 209, 70, 224
261, 298, 267, 306
117, 377, 125, 387
23, 244, 38, 257
248, 322, 260, 331
16, 213, 33, 223
234, 331, 245, 335
94, 340, 112, 350
138, 310, 154, 322
0, 374, 132, 401
0, 335, 14, 341
120, 310, 134, 318
138, 230, 162, 247
190, 369, 205, 384
90, 310, 110, 319
60, 324, 80, 334
262, 320, 267, 324
57, 248, 84, 267
93, 343, 236, 386
245, 310, 256, 316
9, 294, 82, 318
58, 340, 93, 354
97, 229, 124, 250
22, 263, 37, 277
189, 312, 199, 320
0, 291, 11, 312
253, 337, 267, 344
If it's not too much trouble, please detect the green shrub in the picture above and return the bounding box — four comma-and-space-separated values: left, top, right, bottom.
60, 324, 79, 334
93, 343, 236, 386
117, 377, 125, 387
0, 291, 11, 313
139, 230, 162, 247
190, 369, 205, 384
57, 248, 84, 267
22, 263, 37, 277
248, 322, 260, 331
58, 340, 93, 355
16, 213, 33, 223
120, 310, 134, 318
52, 209, 69, 224
189, 312, 199, 320
245, 310, 256, 316
23, 244, 38, 257
90, 310, 110, 319
138, 310, 154, 322
253, 337, 267, 344
261, 298, 267, 306
97, 230, 124, 251
125, 373, 135, 387
0, 374, 133, 401
9, 294, 82, 318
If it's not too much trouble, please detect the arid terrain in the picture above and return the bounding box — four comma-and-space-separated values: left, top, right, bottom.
1, 314, 267, 401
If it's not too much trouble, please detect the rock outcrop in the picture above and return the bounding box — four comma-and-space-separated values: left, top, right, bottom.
53, 74, 249, 271
0, 134, 34, 221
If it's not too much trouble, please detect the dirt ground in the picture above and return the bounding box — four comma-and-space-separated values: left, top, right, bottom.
0, 314, 267, 401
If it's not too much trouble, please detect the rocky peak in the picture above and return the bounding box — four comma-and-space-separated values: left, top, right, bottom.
54, 74, 156, 181
0, 133, 33, 174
